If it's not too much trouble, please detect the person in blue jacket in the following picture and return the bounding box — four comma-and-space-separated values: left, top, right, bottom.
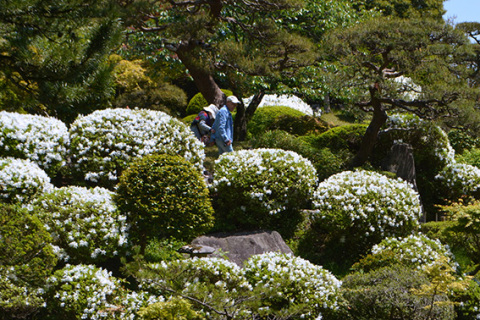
211, 95, 240, 155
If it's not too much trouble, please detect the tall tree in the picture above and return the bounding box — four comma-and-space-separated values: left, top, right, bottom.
352, 0, 445, 20
321, 17, 472, 167
0, 0, 123, 123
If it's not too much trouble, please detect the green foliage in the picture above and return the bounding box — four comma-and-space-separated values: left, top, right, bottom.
143, 238, 186, 263
247, 106, 306, 138
211, 148, 317, 238
0, 203, 57, 319
457, 147, 480, 168
338, 264, 455, 320
34, 186, 129, 264
300, 123, 366, 154
115, 154, 214, 246
251, 130, 344, 181
435, 163, 480, 201
449, 129, 480, 154
137, 297, 204, 320
267, 114, 330, 136
186, 89, 232, 116
353, 0, 446, 20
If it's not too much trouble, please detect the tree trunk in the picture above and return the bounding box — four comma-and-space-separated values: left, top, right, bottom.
234, 91, 265, 141
351, 89, 388, 167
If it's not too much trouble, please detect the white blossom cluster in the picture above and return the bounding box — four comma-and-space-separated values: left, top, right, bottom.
0, 157, 53, 203
34, 186, 129, 263
243, 94, 317, 116
387, 113, 455, 166
213, 148, 317, 216
312, 170, 421, 239
0, 111, 69, 176
435, 163, 480, 196
391, 76, 422, 101
243, 252, 341, 319
0, 266, 46, 312
69, 108, 204, 187
371, 234, 457, 270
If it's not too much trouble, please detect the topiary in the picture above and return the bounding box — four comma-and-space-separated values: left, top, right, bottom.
68, 108, 204, 189
456, 147, 480, 168
211, 148, 317, 237
247, 106, 306, 138
244, 94, 316, 116
300, 124, 367, 152
435, 162, 480, 201
311, 170, 422, 261
0, 157, 53, 204
243, 252, 341, 320
268, 114, 331, 136
137, 297, 203, 320
0, 111, 69, 177
33, 186, 129, 264
115, 154, 214, 246
185, 89, 232, 116
0, 203, 57, 319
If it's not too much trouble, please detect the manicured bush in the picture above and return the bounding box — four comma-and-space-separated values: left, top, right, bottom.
339, 265, 455, 320
243, 252, 341, 320
68, 108, 204, 189
0, 203, 57, 319
185, 89, 232, 116
212, 148, 317, 237
247, 106, 306, 138
0, 111, 69, 177
300, 124, 367, 152
34, 186, 129, 264
457, 147, 480, 168
243, 94, 317, 116
115, 154, 214, 245
448, 128, 480, 154
137, 297, 203, 320
0, 157, 53, 204
44, 264, 163, 320
435, 162, 480, 200
311, 170, 422, 257
268, 114, 330, 136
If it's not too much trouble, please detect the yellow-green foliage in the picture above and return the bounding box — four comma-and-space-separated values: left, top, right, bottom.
115, 154, 215, 246
247, 106, 306, 138
186, 89, 233, 115
300, 124, 367, 152
137, 297, 204, 320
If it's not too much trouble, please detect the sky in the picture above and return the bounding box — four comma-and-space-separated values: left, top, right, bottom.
443, 0, 480, 23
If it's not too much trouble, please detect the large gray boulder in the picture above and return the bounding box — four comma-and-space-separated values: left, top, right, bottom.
190, 230, 293, 267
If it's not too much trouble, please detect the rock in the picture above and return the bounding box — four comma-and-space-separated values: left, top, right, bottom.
382, 142, 417, 190
178, 244, 216, 258
190, 230, 293, 267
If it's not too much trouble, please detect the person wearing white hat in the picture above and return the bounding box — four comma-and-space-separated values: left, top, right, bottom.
211, 95, 240, 154
190, 104, 219, 145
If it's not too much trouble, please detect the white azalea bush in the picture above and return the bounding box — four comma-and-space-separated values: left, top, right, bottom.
138, 257, 251, 319
212, 148, 317, 236
33, 186, 129, 264
435, 162, 480, 200
243, 252, 341, 320
0, 157, 53, 204
243, 94, 317, 116
0, 111, 69, 176
312, 170, 422, 255
68, 108, 204, 188
44, 264, 163, 320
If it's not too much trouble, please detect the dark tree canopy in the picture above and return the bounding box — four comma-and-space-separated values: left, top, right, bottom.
353, 0, 445, 20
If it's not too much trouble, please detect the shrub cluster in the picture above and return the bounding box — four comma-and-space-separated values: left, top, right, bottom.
243, 94, 316, 116
435, 162, 480, 200
68, 108, 204, 188
0, 157, 53, 204
34, 186, 129, 264
212, 148, 317, 236
185, 89, 232, 115
0, 111, 69, 176
247, 106, 306, 138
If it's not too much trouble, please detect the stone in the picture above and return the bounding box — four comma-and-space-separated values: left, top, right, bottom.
190, 230, 293, 267
382, 142, 417, 190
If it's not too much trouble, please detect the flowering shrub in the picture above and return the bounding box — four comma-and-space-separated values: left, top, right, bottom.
243, 252, 341, 319
0, 157, 53, 204
34, 186, 129, 264
68, 108, 204, 188
45, 264, 163, 320
354, 234, 457, 272
312, 170, 421, 253
115, 154, 214, 244
138, 257, 250, 319
212, 148, 317, 236
435, 162, 480, 199
243, 94, 317, 116
0, 111, 69, 176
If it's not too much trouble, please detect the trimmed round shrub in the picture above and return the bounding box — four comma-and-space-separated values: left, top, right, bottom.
312, 170, 422, 252
435, 162, 480, 200
68, 108, 204, 189
0, 111, 69, 176
34, 186, 129, 264
457, 147, 480, 168
243, 94, 317, 116
137, 297, 202, 320
354, 234, 457, 273
268, 114, 330, 136
243, 252, 341, 320
0, 203, 57, 318
44, 264, 163, 320
115, 154, 214, 245
300, 124, 367, 152
339, 265, 455, 320
247, 106, 306, 138
212, 148, 317, 236
138, 257, 250, 318
0, 157, 53, 204
185, 89, 232, 116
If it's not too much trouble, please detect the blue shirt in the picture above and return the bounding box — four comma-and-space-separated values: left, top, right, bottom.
211, 106, 233, 144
